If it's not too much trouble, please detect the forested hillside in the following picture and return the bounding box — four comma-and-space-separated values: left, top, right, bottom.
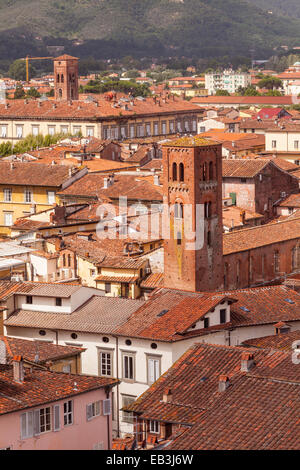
0, 0, 299, 60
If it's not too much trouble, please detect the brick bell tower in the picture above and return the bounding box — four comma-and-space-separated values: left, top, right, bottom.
163, 137, 224, 292
54, 55, 79, 101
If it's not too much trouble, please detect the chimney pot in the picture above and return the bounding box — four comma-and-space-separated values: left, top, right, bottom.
218, 375, 230, 392
241, 352, 255, 372
162, 388, 172, 403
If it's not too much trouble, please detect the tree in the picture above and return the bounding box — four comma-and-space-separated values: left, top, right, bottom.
26, 87, 41, 98
14, 85, 25, 99
215, 89, 230, 96
257, 76, 283, 90
8, 60, 36, 81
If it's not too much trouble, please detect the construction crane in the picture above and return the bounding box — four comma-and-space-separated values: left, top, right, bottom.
21, 56, 53, 82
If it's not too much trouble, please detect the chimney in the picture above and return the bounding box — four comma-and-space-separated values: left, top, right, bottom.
218, 375, 230, 392
154, 174, 160, 186
162, 388, 172, 403
240, 210, 246, 225
241, 352, 255, 372
13, 355, 24, 384
0, 340, 6, 365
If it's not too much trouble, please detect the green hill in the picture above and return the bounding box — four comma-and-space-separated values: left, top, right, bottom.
0, 0, 299, 60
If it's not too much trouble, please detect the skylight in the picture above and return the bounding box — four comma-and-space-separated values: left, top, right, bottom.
157, 309, 169, 317
240, 306, 250, 312
284, 298, 295, 304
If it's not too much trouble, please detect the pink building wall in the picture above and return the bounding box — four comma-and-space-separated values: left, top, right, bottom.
0, 388, 112, 450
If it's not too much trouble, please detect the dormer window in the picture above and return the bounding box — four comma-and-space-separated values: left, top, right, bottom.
220, 309, 226, 324
26, 295, 33, 305
55, 297, 62, 307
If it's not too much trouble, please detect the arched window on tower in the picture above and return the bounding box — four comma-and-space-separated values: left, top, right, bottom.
209, 161, 213, 180
172, 162, 177, 181
174, 202, 183, 219
179, 163, 184, 182
203, 162, 207, 181
207, 230, 211, 247
274, 250, 280, 273
61, 74, 64, 83
236, 260, 241, 288
224, 263, 229, 289
204, 201, 212, 218
58, 89, 63, 99
292, 245, 300, 271
57, 74, 60, 83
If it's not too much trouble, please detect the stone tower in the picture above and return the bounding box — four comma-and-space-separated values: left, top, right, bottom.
54, 55, 79, 101
163, 136, 224, 292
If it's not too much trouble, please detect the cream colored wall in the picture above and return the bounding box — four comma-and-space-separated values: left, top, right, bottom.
266, 131, 300, 152
0, 120, 102, 143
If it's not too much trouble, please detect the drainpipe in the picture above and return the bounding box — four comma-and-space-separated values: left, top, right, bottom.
114, 335, 120, 437
106, 386, 111, 450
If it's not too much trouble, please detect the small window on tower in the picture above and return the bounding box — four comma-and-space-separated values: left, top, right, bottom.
179, 163, 184, 182
61, 74, 64, 83
172, 162, 177, 181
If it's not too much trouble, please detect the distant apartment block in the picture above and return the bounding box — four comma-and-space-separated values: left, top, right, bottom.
205, 70, 251, 95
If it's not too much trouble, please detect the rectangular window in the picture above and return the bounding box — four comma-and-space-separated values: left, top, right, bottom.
120, 126, 127, 139
63, 400, 73, 426
272, 140, 277, 149
48, 126, 55, 136
147, 357, 160, 385
86, 401, 101, 421
61, 126, 68, 134
4, 212, 13, 226
16, 126, 23, 139
73, 126, 81, 135
47, 191, 56, 205
62, 364, 71, 373
24, 188, 32, 203
169, 121, 175, 134
20, 411, 33, 439
295, 140, 299, 150
4, 188, 12, 202
86, 127, 94, 137
53, 404, 60, 431
122, 395, 136, 423
1, 125, 7, 138
26, 295, 33, 304
130, 125, 135, 138
177, 121, 182, 132
32, 126, 39, 137
145, 123, 151, 136
123, 353, 134, 380
153, 122, 159, 136
99, 350, 113, 377
192, 120, 197, 132
200, 126, 205, 133
161, 121, 167, 135
220, 309, 226, 324
55, 297, 62, 307
204, 317, 209, 328
149, 420, 160, 434
137, 124, 145, 137
105, 283, 111, 294
37, 407, 51, 434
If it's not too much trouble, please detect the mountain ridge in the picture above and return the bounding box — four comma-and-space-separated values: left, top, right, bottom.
0, 0, 299, 60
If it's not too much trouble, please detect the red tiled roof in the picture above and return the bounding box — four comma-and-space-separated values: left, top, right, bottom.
191, 96, 294, 105
0, 335, 84, 363
0, 162, 72, 187
126, 342, 300, 449
222, 159, 269, 177
0, 364, 117, 415
242, 330, 300, 351
223, 217, 300, 254
0, 95, 201, 121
